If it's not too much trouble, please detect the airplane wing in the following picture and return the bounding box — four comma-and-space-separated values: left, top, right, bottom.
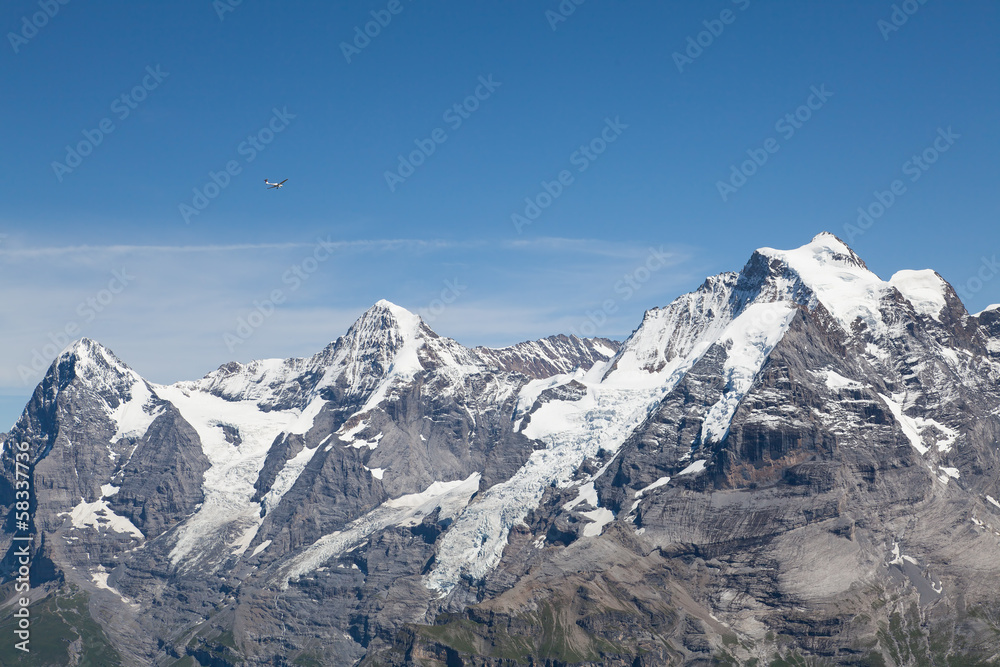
278, 179, 288, 185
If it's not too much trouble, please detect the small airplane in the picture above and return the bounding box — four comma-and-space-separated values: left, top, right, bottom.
264, 178, 288, 189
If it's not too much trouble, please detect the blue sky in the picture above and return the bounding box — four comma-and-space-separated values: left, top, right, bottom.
1, 1, 998, 428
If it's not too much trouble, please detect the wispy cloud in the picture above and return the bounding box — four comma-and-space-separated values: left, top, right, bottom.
0, 235, 705, 429
0, 236, 686, 259
499, 237, 684, 260
0, 239, 463, 259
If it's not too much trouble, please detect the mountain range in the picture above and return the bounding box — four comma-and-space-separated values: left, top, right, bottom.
4, 232, 1000, 666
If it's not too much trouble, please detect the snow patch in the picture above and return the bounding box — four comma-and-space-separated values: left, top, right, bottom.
231, 522, 261, 556
938, 466, 960, 484
339, 419, 368, 440
678, 460, 707, 476
634, 476, 671, 498
974, 304, 1000, 317
62, 497, 143, 539
890, 270, 948, 322
250, 539, 272, 558
592, 342, 617, 357
91, 566, 128, 603
277, 473, 481, 588
107, 379, 162, 444
261, 443, 321, 515
286, 396, 326, 435
563, 482, 598, 511
580, 508, 614, 537
878, 393, 958, 454
820, 369, 864, 390
878, 393, 928, 454
699, 302, 797, 443
522, 382, 595, 440
515, 371, 586, 420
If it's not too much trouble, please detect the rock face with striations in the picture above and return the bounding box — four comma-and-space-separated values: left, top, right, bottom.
4, 234, 1000, 666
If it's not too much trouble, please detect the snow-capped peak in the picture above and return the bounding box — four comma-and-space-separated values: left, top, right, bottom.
54, 338, 144, 397
756, 232, 887, 333
179, 300, 431, 409
44, 338, 161, 442
803, 231, 869, 269
601, 271, 742, 388
370, 298, 418, 321
329, 299, 428, 408
889, 270, 949, 322
756, 233, 962, 333
59, 337, 128, 370
347, 299, 423, 347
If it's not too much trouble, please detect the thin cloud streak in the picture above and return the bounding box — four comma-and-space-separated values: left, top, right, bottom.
0, 237, 686, 259
0, 239, 460, 259
0, 236, 705, 430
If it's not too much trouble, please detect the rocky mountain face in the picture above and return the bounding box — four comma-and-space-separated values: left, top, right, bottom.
4, 234, 1000, 666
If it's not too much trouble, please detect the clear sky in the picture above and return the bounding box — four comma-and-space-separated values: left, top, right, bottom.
1, 1, 998, 429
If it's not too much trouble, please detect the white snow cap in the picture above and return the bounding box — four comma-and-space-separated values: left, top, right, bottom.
347, 299, 423, 346
756, 232, 887, 332
757, 232, 956, 333
371, 298, 417, 319
181, 299, 433, 409
975, 304, 1000, 317
60, 337, 128, 370
56, 338, 154, 409
889, 270, 949, 321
